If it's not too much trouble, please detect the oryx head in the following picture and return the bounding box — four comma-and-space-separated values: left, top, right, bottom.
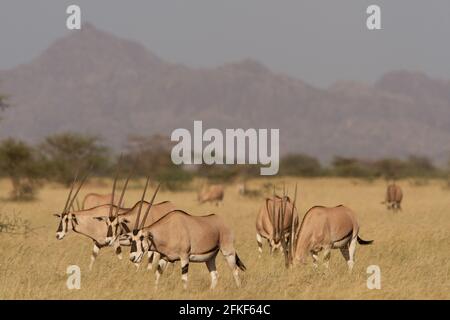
54, 212, 80, 240
129, 229, 150, 264
129, 178, 160, 264
54, 171, 88, 240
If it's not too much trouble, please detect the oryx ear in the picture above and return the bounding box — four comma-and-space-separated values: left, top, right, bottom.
122, 218, 130, 224
93, 216, 107, 222
53, 213, 61, 218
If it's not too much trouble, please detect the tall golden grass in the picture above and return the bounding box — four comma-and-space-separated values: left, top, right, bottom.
0, 177, 449, 299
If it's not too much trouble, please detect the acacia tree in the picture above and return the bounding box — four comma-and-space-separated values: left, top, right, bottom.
123, 134, 192, 190
41, 132, 109, 185
0, 139, 42, 199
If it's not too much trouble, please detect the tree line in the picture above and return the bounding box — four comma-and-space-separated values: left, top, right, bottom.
0, 132, 449, 200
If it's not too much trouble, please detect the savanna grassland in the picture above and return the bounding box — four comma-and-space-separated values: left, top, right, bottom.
0, 177, 449, 299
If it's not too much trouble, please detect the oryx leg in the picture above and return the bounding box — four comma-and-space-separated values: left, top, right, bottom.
340, 239, 356, 271
269, 240, 274, 255
224, 253, 241, 288
311, 251, 319, 268
147, 251, 160, 271
113, 242, 122, 260
154, 259, 168, 289
180, 257, 190, 290
347, 237, 357, 271
206, 254, 219, 290
89, 242, 101, 271
256, 233, 263, 256
323, 246, 331, 269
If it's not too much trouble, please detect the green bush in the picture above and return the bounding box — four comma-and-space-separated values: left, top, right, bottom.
279, 153, 322, 176
40, 132, 110, 185
0, 138, 43, 200
156, 167, 193, 191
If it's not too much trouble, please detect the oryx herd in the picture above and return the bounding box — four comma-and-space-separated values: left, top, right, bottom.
54, 164, 403, 290
54, 167, 245, 290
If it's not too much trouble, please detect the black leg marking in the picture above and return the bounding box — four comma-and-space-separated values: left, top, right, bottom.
115, 246, 122, 255
182, 263, 189, 274
149, 252, 154, 264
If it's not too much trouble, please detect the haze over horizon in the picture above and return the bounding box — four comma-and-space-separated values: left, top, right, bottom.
1, 22, 450, 165
0, 0, 449, 87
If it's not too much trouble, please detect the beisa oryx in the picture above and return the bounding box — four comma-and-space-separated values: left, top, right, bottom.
269, 184, 373, 271
382, 182, 403, 212
54, 168, 132, 270
255, 190, 299, 256
95, 176, 176, 270
128, 185, 246, 290
197, 184, 224, 206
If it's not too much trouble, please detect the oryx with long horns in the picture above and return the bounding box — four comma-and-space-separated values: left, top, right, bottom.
275, 185, 373, 271
54, 161, 137, 270
94, 176, 176, 270
128, 184, 246, 290
255, 185, 299, 256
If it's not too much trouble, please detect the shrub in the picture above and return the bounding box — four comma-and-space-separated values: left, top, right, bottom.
40, 132, 110, 185
0, 138, 43, 200
279, 153, 322, 176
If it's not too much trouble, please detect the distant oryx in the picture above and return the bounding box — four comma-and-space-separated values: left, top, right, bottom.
382, 183, 403, 212
198, 184, 224, 206
82, 193, 123, 209
274, 186, 373, 271
255, 194, 299, 255
128, 185, 246, 290
94, 176, 176, 270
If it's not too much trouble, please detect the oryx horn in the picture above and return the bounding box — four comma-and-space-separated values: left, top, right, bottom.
67, 171, 90, 213
114, 168, 134, 218
62, 169, 79, 214
140, 183, 161, 229
134, 176, 150, 230
289, 183, 298, 263
109, 154, 123, 218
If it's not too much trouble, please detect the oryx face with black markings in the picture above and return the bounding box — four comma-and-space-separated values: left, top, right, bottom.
129, 229, 150, 263
95, 215, 131, 246
54, 212, 79, 240
53, 170, 89, 240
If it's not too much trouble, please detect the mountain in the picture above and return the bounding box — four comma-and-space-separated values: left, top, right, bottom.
1, 23, 450, 164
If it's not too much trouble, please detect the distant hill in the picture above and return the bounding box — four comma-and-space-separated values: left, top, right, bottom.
1, 23, 450, 164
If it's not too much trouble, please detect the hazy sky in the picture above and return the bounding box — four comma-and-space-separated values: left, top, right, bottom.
0, 0, 449, 87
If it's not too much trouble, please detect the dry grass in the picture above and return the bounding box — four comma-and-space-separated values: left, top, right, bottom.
0, 177, 449, 299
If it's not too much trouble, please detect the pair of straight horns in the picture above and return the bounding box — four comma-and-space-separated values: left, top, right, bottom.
62, 169, 90, 214
269, 183, 298, 268
108, 155, 160, 230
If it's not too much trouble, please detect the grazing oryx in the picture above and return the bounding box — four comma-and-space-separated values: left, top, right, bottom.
129, 185, 246, 290
255, 194, 299, 255
198, 184, 224, 206
54, 170, 132, 270
382, 183, 403, 212
95, 176, 176, 270
82, 193, 123, 209
275, 187, 373, 271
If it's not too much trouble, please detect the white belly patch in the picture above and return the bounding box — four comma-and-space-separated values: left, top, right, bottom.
189, 249, 219, 262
